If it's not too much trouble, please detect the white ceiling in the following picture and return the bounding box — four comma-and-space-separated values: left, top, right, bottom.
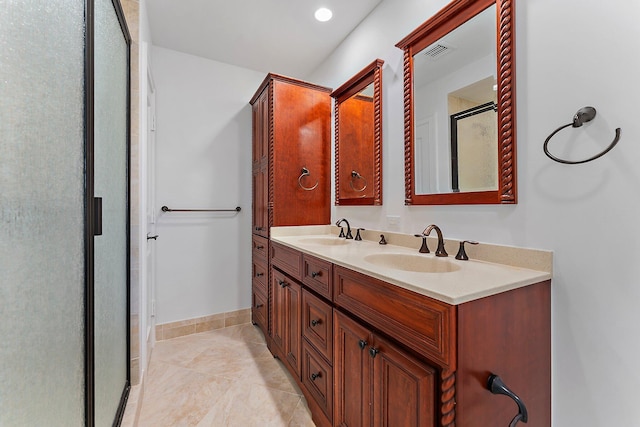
146, 0, 383, 78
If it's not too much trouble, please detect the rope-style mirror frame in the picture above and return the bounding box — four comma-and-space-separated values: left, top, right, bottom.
396, 0, 517, 205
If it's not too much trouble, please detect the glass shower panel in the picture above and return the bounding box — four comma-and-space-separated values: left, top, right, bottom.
0, 1, 86, 425
93, 0, 129, 424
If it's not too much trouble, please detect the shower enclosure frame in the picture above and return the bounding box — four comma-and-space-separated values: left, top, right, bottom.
85, 0, 132, 424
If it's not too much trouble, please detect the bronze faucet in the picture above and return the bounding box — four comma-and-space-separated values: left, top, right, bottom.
421, 224, 448, 257
336, 218, 353, 239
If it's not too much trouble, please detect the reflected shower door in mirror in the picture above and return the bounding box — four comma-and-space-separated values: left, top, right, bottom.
331, 59, 383, 205
397, 0, 517, 205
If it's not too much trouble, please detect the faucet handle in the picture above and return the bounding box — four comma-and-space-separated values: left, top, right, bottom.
355, 228, 365, 241
379, 234, 387, 245
455, 240, 479, 260
414, 234, 430, 254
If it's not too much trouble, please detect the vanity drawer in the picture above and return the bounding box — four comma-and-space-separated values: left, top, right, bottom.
301, 339, 333, 422
333, 265, 456, 368
271, 241, 302, 280
303, 254, 333, 300
302, 289, 333, 362
251, 285, 268, 333
252, 234, 269, 260
252, 258, 268, 295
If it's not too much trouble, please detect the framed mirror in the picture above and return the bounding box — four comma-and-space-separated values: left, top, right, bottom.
396, 0, 516, 205
331, 59, 384, 205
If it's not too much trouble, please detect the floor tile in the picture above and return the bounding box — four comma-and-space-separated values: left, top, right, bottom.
136, 323, 315, 426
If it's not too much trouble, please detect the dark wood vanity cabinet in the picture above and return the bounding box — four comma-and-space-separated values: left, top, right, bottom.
269, 241, 551, 427
333, 265, 551, 427
250, 74, 331, 345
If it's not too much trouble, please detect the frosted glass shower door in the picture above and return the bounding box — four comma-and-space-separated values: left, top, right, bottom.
0, 1, 86, 425
93, 0, 130, 425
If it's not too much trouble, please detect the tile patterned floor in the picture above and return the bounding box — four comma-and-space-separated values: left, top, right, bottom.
134, 323, 316, 426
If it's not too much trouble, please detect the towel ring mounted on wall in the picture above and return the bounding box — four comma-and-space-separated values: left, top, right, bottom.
543, 106, 621, 165
349, 170, 368, 192
298, 167, 319, 191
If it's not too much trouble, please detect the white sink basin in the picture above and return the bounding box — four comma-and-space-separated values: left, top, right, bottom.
364, 253, 461, 273
298, 237, 351, 246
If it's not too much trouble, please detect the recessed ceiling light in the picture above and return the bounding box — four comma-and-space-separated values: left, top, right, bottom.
314, 7, 333, 22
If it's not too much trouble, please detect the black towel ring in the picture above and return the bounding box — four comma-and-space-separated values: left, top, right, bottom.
543, 106, 621, 165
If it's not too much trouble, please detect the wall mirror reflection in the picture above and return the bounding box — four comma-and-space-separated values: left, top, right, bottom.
397, 0, 517, 205
331, 59, 383, 205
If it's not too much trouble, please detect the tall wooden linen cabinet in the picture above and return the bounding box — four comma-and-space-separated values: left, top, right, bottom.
250, 73, 332, 350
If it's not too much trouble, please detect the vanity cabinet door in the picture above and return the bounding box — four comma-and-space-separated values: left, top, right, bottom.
284, 278, 302, 377
271, 269, 287, 353
335, 309, 437, 427
334, 310, 373, 427
371, 334, 436, 427
271, 267, 302, 377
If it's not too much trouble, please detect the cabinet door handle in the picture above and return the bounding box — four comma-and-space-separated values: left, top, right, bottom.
255, 303, 264, 308
311, 271, 320, 278
256, 245, 264, 249
369, 347, 379, 358
311, 372, 321, 381
311, 319, 320, 327
256, 272, 264, 277
358, 339, 368, 350
255, 226, 263, 231
278, 280, 288, 288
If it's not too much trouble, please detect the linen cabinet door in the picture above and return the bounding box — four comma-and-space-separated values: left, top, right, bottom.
252, 166, 268, 237
334, 310, 372, 427
371, 334, 436, 427
252, 87, 269, 166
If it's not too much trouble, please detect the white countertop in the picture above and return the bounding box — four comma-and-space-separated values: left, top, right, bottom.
270, 226, 552, 305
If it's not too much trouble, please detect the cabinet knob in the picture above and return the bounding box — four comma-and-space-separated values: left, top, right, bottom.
369, 347, 379, 358
278, 280, 288, 288
311, 372, 321, 381
358, 339, 368, 350
311, 271, 320, 278
311, 319, 320, 327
